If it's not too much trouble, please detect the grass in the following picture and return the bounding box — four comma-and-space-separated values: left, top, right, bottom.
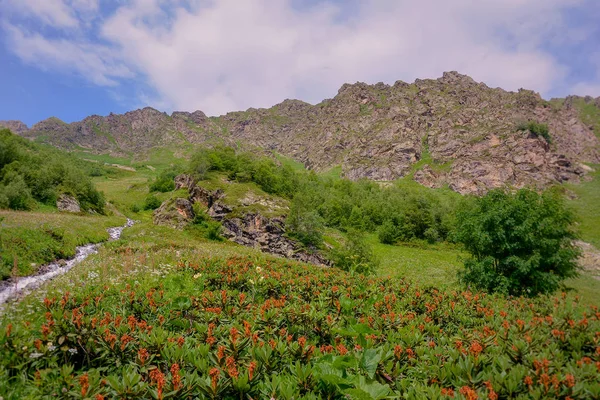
367, 234, 464, 287
565, 164, 600, 248
0, 210, 125, 279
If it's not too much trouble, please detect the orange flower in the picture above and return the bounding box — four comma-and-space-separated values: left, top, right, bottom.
248, 361, 257, 381
170, 364, 181, 391
459, 386, 478, 400
441, 387, 455, 397
150, 369, 166, 400
564, 374, 575, 388
209, 368, 220, 391
524, 376, 533, 386
79, 373, 89, 397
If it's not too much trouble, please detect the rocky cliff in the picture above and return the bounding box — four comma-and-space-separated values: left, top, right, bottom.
7, 72, 600, 194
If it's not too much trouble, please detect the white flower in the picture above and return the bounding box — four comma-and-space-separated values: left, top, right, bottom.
68, 348, 78, 354
193, 273, 202, 280
29, 353, 43, 359
255, 266, 262, 273
249, 279, 255, 285
259, 276, 264, 282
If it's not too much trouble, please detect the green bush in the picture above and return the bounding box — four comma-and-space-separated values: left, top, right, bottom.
377, 220, 397, 244
329, 230, 379, 275
516, 120, 552, 143
143, 195, 162, 211
149, 167, 181, 193
454, 189, 580, 296
286, 195, 324, 247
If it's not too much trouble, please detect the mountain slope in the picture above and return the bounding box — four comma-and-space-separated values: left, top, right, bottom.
3, 71, 599, 194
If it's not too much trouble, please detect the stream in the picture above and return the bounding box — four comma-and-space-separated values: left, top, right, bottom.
0, 218, 134, 307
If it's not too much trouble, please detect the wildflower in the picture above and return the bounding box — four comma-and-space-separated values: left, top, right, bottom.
193, 273, 202, 279
255, 266, 262, 273
150, 369, 166, 400
226, 356, 239, 378
171, 364, 181, 391
95, 395, 105, 400
441, 387, 455, 397
249, 279, 255, 285
459, 386, 478, 400
29, 353, 43, 359
564, 374, 575, 388
248, 361, 257, 381
68, 348, 78, 355
80, 373, 90, 397
138, 348, 150, 365
209, 368, 220, 391
524, 376, 533, 386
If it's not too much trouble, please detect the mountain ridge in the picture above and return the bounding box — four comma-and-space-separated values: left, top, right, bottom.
2, 71, 600, 194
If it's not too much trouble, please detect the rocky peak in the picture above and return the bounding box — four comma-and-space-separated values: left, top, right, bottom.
0, 120, 28, 134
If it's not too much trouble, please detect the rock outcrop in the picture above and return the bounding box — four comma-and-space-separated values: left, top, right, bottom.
56, 194, 81, 213
12, 72, 600, 195
0, 120, 29, 134
163, 174, 328, 265
153, 198, 195, 229
221, 213, 329, 266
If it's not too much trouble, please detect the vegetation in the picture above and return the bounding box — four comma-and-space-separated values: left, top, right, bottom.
0, 129, 105, 212
0, 211, 124, 279
455, 189, 580, 296
516, 121, 552, 144
2, 253, 600, 399
187, 146, 459, 248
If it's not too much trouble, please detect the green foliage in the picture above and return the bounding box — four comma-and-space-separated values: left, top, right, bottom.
187, 203, 223, 241
455, 189, 581, 296
286, 194, 324, 247
0, 211, 124, 279
142, 194, 162, 211
516, 120, 552, 143
329, 230, 379, 274
0, 129, 105, 212
149, 167, 181, 193
2, 254, 599, 398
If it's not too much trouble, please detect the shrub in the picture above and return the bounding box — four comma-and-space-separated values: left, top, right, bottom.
455, 189, 580, 296
329, 230, 379, 275
377, 220, 397, 244
286, 195, 324, 247
149, 167, 181, 193
516, 120, 552, 143
143, 195, 162, 211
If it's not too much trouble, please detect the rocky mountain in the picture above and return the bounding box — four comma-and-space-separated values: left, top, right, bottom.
4, 72, 600, 194
0, 120, 29, 135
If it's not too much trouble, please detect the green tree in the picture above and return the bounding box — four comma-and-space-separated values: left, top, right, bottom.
330, 230, 379, 275
454, 189, 580, 296
286, 195, 324, 247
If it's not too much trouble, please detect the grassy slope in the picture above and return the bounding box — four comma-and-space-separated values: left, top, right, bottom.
565, 164, 600, 248
0, 211, 125, 278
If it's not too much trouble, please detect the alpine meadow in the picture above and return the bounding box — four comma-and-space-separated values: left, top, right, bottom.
1, 7, 600, 397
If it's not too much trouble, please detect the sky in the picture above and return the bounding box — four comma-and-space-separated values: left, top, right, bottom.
0, 0, 599, 127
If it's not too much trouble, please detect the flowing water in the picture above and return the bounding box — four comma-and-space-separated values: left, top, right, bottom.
0, 219, 134, 307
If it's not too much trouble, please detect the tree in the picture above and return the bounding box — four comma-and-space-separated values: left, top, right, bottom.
329, 230, 379, 275
286, 194, 324, 247
454, 189, 580, 296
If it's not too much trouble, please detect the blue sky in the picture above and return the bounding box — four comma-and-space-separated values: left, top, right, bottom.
1, 0, 599, 127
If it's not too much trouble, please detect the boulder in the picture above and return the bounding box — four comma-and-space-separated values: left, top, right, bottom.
57, 194, 81, 213
153, 198, 195, 229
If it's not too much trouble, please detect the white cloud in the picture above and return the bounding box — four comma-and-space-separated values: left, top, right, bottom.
1, 0, 596, 114
5, 24, 132, 86
2, 0, 99, 28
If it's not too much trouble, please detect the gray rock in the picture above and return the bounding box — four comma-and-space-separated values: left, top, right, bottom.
57, 194, 81, 213
153, 198, 195, 229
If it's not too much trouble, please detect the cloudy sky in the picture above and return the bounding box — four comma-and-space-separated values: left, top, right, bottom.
1, 0, 599, 126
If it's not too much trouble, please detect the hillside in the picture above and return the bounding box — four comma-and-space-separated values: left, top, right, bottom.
3, 72, 599, 195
